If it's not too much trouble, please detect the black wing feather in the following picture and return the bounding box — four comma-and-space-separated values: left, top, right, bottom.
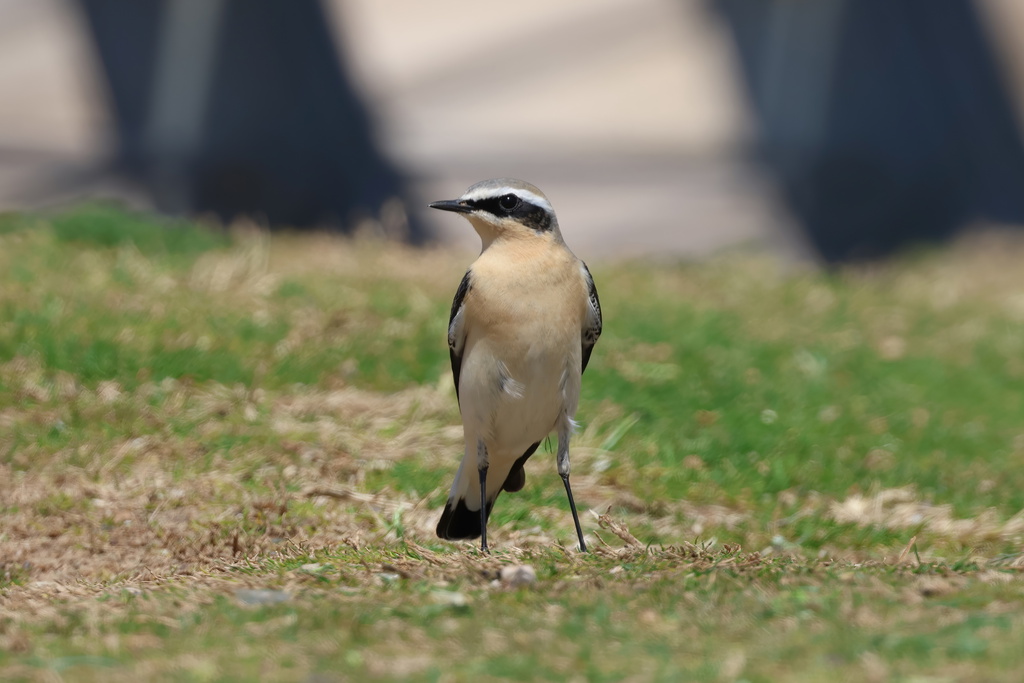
581, 262, 602, 374
448, 270, 471, 404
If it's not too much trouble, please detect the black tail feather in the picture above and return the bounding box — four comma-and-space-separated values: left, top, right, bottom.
501, 441, 540, 493
436, 497, 494, 540
436, 441, 541, 540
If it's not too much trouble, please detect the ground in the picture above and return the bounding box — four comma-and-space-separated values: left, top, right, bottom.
1, 205, 1024, 681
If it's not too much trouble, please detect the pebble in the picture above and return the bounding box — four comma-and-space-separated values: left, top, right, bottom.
235, 589, 291, 606
499, 564, 537, 588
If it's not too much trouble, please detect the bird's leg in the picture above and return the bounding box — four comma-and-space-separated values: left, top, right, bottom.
477, 438, 489, 553
557, 426, 587, 552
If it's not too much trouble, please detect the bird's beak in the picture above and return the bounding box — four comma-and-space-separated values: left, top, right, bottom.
429, 199, 473, 214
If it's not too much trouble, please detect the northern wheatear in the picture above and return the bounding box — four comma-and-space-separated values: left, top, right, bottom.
429, 178, 602, 552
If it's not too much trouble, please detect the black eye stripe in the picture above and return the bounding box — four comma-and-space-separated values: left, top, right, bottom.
466, 195, 520, 217
464, 194, 553, 232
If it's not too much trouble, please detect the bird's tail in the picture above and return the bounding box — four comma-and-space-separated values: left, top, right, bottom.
435, 496, 493, 540
435, 441, 540, 540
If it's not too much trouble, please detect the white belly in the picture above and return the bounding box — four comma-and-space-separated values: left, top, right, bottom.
459, 335, 577, 460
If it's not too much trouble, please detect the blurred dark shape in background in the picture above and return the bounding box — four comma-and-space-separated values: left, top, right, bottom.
77, 0, 423, 239
711, 0, 1024, 262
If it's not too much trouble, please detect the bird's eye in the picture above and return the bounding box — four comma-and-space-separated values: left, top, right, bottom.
497, 194, 520, 212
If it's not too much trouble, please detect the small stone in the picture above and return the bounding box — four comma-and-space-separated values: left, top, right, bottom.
430, 590, 468, 607
499, 564, 537, 588
235, 589, 291, 606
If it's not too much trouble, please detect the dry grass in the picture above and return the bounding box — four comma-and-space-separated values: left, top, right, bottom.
2, 210, 1024, 680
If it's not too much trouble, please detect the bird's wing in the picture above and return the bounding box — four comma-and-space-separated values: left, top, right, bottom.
448, 270, 472, 404
581, 262, 602, 374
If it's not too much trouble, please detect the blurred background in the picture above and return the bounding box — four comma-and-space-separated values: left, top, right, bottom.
3, 0, 1024, 262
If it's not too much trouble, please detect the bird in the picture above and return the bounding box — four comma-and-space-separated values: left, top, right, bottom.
429, 178, 602, 553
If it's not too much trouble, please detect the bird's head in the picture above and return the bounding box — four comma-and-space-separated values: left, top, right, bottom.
429, 178, 561, 249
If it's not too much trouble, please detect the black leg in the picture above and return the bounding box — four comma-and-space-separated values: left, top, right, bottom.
557, 424, 587, 553
561, 473, 587, 552
478, 464, 489, 553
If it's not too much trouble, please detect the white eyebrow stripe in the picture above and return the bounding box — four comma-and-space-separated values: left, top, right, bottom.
459, 186, 553, 214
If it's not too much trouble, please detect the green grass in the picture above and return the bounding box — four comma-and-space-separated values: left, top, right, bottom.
49, 202, 230, 256
1, 204, 1023, 681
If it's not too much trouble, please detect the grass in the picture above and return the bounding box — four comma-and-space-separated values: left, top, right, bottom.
1, 204, 1024, 681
